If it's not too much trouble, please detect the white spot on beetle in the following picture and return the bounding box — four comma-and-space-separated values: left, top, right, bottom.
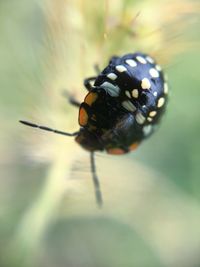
125, 59, 137, 67
164, 74, 168, 81
147, 117, 153, 122
141, 78, 151, 90
136, 56, 147, 64
107, 73, 117, 80
146, 56, 154, 64
100, 82, 120, 97
122, 100, 136, 112
149, 68, 159, 78
136, 112, 146, 124
153, 91, 158, 97
132, 89, 139, 98
157, 97, 165, 108
143, 125, 153, 136
156, 65, 162, 71
164, 83, 168, 94
115, 65, 127, 72
125, 90, 131, 98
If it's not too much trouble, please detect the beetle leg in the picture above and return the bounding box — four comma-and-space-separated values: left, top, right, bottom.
84, 76, 97, 91
83, 63, 100, 91
90, 152, 103, 208
62, 90, 80, 107
94, 64, 100, 75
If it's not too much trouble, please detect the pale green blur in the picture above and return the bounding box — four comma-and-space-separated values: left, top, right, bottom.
1, 1, 200, 267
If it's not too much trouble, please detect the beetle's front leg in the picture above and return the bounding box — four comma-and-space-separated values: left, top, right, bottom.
62, 90, 80, 108
84, 77, 97, 91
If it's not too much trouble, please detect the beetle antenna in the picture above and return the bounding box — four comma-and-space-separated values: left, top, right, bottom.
90, 152, 103, 208
19, 120, 79, 137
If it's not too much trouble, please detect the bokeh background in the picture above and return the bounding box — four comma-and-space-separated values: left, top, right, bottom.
1, 0, 200, 267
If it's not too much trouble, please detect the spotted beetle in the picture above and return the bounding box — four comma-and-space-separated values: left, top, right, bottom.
20, 52, 168, 207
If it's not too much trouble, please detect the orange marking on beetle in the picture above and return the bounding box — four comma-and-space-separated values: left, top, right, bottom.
107, 148, 126, 155
79, 107, 88, 126
129, 142, 139, 151
84, 92, 98, 106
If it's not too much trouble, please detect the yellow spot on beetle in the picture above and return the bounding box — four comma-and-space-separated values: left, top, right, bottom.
157, 97, 165, 108
132, 89, 139, 98
141, 78, 151, 90
149, 111, 157, 117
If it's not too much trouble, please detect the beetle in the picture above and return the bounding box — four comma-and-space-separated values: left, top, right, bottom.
20, 52, 168, 207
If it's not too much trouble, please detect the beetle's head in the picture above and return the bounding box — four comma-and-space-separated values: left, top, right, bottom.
75, 129, 104, 152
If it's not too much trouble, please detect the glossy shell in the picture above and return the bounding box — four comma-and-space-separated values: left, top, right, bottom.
76, 52, 168, 154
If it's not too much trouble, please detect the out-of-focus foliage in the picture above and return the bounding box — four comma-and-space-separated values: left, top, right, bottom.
1, 0, 200, 267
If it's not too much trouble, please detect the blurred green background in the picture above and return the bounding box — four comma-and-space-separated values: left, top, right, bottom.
1, 0, 200, 267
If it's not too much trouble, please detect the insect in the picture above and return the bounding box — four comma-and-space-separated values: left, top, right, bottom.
20, 52, 168, 207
